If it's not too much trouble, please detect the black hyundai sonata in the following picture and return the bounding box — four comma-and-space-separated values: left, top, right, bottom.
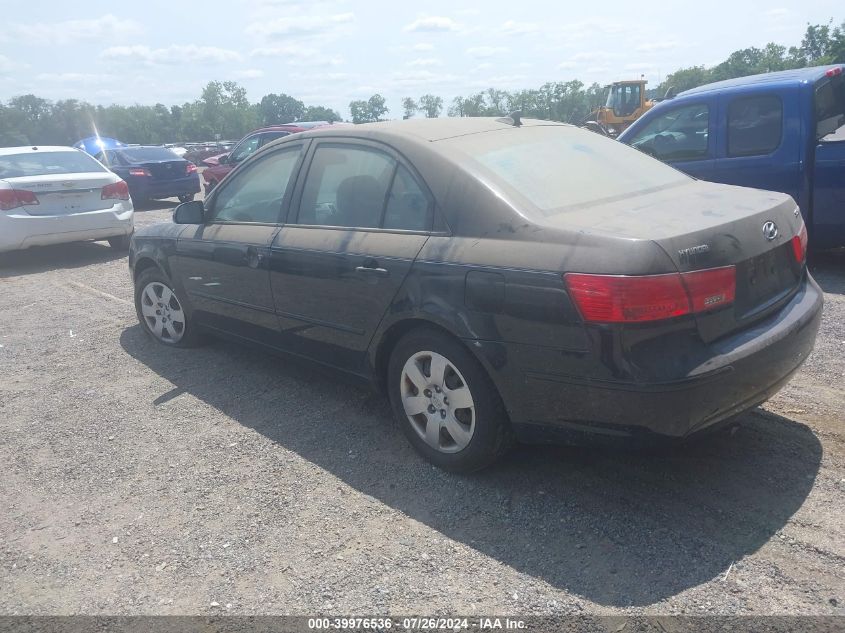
129, 117, 822, 471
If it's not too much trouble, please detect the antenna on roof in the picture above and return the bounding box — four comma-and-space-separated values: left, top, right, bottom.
495, 110, 523, 127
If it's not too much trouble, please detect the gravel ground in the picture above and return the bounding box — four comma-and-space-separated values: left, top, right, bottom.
0, 198, 843, 616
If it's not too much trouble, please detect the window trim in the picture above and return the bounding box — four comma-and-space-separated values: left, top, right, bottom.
285, 138, 437, 234
628, 101, 712, 162
726, 93, 784, 158
204, 142, 307, 226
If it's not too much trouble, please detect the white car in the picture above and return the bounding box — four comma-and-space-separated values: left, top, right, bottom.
0, 146, 134, 253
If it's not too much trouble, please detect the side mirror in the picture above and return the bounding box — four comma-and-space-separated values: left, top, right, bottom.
173, 200, 205, 224
218, 153, 229, 164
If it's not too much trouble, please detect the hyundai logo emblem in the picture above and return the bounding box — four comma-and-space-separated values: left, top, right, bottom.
762, 221, 779, 241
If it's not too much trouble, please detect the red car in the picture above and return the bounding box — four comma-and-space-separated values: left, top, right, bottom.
201, 122, 334, 194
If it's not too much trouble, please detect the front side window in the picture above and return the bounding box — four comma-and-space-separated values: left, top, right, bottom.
229, 135, 261, 163
727, 95, 783, 157
627, 103, 710, 161
297, 145, 396, 228
210, 146, 301, 224
260, 131, 291, 147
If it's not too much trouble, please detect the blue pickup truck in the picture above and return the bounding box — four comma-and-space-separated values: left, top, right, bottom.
619, 65, 845, 249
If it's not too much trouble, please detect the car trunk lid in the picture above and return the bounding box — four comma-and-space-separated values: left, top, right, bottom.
2, 173, 118, 215
543, 180, 805, 339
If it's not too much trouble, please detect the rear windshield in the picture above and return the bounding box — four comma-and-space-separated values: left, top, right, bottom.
815, 72, 845, 139
117, 147, 180, 162
0, 150, 106, 179
440, 125, 690, 214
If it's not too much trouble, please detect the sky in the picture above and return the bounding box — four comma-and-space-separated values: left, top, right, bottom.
0, 0, 838, 118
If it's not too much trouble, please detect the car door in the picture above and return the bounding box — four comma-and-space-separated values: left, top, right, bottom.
171, 142, 306, 341
268, 140, 434, 374
623, 100, 716, 179
710, 91, 801, 203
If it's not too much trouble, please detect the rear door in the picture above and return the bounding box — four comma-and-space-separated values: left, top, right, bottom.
623, 99, 716, 178
711, 90, 801, 202
171, 143, 306, 341
269, 140, 433, 374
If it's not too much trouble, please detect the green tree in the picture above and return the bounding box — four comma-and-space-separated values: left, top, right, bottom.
259, 93, 305, 125
401, 97, 418, 119
418, 94, 443, 118
302, 105, 341, 122
367, 94, 389, 121
349, 99, 370, 123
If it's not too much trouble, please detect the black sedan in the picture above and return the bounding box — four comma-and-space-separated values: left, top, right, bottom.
96, 146, 201, 204
128, 118, 822, 471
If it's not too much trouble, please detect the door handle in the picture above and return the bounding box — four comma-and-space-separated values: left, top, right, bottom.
355, 265, 389, 277
245, 246, 265, 269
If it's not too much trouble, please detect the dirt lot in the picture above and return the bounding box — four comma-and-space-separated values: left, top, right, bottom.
0, 198, 843, 616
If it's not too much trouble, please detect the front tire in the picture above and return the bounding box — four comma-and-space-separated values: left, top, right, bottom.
387, 328, 513, 472
134, 268, 202, 347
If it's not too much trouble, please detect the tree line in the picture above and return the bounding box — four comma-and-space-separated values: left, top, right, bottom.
1, 20, 842, 146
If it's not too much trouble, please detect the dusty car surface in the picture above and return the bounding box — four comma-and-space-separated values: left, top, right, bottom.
129, 118, 822, 471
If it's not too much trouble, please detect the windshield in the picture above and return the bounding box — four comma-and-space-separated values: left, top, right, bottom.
441, 125, 690, 214
606, 84, 642, 117
0, 150, 106, 178
117, 147, 180, 162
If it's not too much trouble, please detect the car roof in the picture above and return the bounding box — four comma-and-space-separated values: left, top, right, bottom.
301, 117, 569, 143
679, 64, 843, 97
254, 121, 333, 133
0, 145, 81, 156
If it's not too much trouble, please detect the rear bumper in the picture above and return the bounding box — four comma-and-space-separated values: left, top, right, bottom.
129, 175, 201, 200
474, 274, 824, 443
0, 203, 134, 252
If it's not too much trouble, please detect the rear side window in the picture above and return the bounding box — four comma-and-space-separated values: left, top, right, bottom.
383, 165, 432, 231
0, 151, 106, 178
727, 95, 783, 157
298, 145, 394, 228
815, 73, 845, 139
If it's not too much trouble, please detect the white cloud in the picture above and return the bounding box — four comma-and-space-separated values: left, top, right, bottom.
11, 14, 142, 45
407, 58, 442, 67
411, 43, 435, 51
251, 45, 319, 59
558, 61, 577, 69
246, 13, 354, 40
35, 72, 115, 83
404, 16, 459, 33
392, 70, 461, 87
765, 8, 789, 18
102, 45, 243, 65
0, 55, 25, 74
635, 40, 680, 53
234, 69, 265, 79
500, 20, 539, 36
467, 46, 509, 58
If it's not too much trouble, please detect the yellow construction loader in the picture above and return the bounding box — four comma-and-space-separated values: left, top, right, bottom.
583, 79, 657, 137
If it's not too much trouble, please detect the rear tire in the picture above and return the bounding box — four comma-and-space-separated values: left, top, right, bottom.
108, 234, 131, 250
134, 268, 202, 347
387, 327, 513, 472
178, 193, 195, 203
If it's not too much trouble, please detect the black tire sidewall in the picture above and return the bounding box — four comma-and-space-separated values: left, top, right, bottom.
134, 268, 200, 347
387, 328, 512, 472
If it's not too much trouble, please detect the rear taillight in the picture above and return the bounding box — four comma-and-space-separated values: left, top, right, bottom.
102, 181, 130, 200
825, 66, 842, 77
564, 266, 736, 324
128, 168, 151, 177
791, 223, 808, 263
0, 189, 39, 211
186, 163, 197, 175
